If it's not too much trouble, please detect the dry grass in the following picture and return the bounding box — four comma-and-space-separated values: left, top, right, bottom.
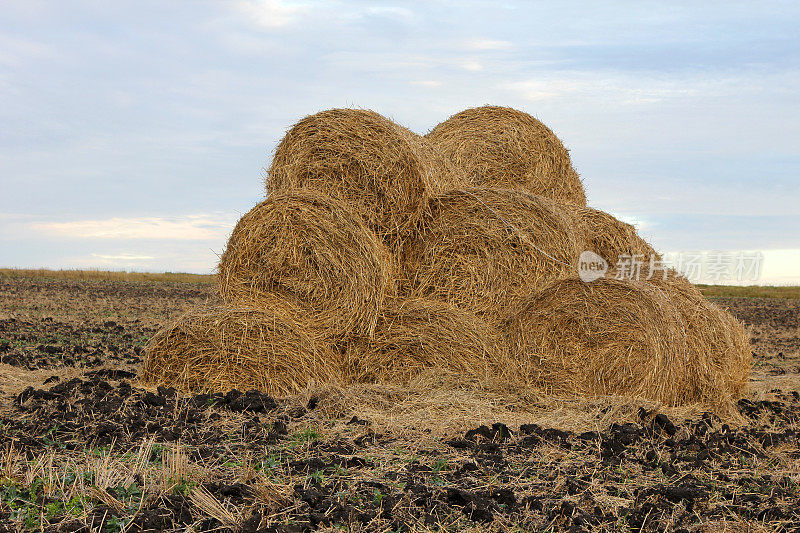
698, 284, 800, 299
217, 190, 395, 339
315, 371, 711, 440
403, 188, 581, 321
0, 268, 213, 284
343, 297, 500, 385
426, 105, 586, 206
266, 108, 462, 252
140, 304, 341, 396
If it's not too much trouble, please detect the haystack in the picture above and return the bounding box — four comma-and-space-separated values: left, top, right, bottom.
140, 305, 340, 396
426, 106, 586, 206
344, 298, 499, 385
267, 108, 462, 249
404, 188, 582, 320
504, 276, 694, 405
217, 190, 394, 338
643, 270, 751, 408
570, 206, 658, 264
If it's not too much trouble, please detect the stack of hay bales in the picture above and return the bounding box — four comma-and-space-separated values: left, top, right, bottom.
141, 105, 751, 411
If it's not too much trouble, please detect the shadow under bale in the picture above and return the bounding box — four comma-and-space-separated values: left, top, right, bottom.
217, 190, 395, 339
344, 297, 500, 385
426, 105, 586, 206
140, 305, 341, 396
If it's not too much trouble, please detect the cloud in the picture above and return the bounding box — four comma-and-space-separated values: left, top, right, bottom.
91, 253, 155, 261
231, 0, 309, 29
459, 59, 483, 71
30, 213, 238, 240
504, 72, 705, 104
410, 80, 443, 88
0, 212, 34, 221
759, 249, 800, 285
0, 34, 52, 67
658, 249, 800, 286
365, 6, 414, 20
464, 39, 513, 51
56, 249, 219, 272
613, 213, 654, 231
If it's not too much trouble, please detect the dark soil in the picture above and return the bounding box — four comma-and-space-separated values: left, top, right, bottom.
0, 276, 798, 532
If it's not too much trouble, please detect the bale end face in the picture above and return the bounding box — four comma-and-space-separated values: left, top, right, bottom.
140, 305, 342, 396
217, 190, 395, 339
505, 273, 752, 410
505, 277, 693, 405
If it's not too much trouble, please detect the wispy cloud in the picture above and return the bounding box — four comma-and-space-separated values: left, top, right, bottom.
459, 59, 483, 71
57, 249, 220, 272
0, 34, 52, 67
505, 72, 702, 104
30, 213, 238, 240
657, 249, 800, 286
91, 252, 155, 261
364, 6, 414, 21
0, 212, 34, 221
232, 0, 309, 29
464, 39, 513, 51
410, 80, 443, 88
613, 214, 654, 231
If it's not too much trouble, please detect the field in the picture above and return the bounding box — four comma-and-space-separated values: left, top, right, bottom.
0, 272, 798, 532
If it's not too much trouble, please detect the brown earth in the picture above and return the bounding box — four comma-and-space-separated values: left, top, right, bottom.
0, 276, 798, 532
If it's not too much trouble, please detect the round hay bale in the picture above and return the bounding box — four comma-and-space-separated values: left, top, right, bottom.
643, 271, 751, 407
426, 106, 586, 206
267, 108, 462, 247
570, 206, 658, 264
140, 304, 341, 396
404, 188, 582, 320
344, 297, 500, 385
505, 277, 692, 405
217, 190, 395, 338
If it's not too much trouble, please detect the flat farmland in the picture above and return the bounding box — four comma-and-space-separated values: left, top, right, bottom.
0, 274, 798, 532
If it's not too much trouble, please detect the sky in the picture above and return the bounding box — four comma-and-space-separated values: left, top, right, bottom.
1, 1, 798, 284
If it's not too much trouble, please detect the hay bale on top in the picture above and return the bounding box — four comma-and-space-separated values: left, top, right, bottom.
140, 305, 340, 396
426, 106, 586, 206
643, 270, 751, 407
344, 298, 499, 385
267, 108, 462, 248
570, 206, 658, 264
505, 277, 692, 406
217, 190, 394, 338
404, 188, 582, 320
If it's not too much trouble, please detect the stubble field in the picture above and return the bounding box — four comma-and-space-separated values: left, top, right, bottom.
0, 273, 798, 532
